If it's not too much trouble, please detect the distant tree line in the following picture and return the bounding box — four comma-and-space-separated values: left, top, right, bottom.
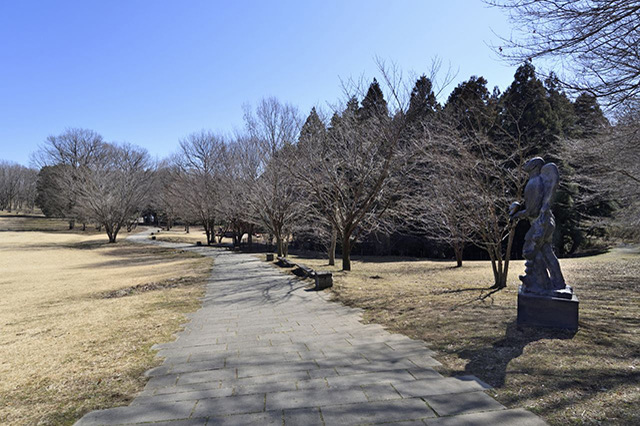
0, 161, 37, 212
1, 62, 635, 288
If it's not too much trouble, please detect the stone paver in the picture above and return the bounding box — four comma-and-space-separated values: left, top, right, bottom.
75, 230, 546, 425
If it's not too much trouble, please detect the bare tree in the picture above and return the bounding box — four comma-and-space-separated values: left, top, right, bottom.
401, 130, 476, 268
32, 128, 105, 228
291, 80, 413, 271
175, 131, 226, 245
149, 162, 183, 230
217, 136, 260, 248
243, 97, 303, 257
566, 104, 640, 238
490, 0, 640, 107
0, 162, 37, 212
76, 143, 154, 243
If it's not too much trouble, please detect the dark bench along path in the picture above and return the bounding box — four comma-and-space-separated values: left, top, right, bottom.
77, 231, 547, 425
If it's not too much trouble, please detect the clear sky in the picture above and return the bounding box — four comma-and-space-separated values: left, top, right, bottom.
0, 0, 517, 166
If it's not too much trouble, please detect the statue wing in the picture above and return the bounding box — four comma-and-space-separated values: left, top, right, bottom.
540, 162, 559, 208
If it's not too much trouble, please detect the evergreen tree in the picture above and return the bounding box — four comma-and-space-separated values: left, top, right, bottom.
573, 93, 608, 138
570, 93, 615, 250
359, 78, 388, 120
35, 165, 65, 217
298, 107, 326, 148
444, 76, 495, 136
496, 63, 583, 255
495, 62, 561, 161
406, 75, 438, 125
545, 73, 577, 138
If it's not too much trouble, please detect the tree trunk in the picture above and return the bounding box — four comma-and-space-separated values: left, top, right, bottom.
488, 250, 500, 288
490, 244, 508, 289
453, 243, 463, 268
105, 224, 116, 243
342, 234, 352, 271
185, 224, 190, 233
248, 225, 254, 249
82, 223, 86, 232
276, 235, 284, 257
68, 219, 75, 230
328, 226, 337, 266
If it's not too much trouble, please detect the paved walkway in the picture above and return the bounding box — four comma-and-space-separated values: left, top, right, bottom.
77, 232, 546, 425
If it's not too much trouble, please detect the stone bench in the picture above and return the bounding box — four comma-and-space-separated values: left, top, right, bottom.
265, 253, 274, 261
293, 263, 314, 278
314, 271, 333, 290
277, 256, 295, 268
275, 257, 333, 290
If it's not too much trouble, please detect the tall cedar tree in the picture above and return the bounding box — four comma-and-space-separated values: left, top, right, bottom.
445, 76, 495, 136
359, 78, 388, 120
496, 62, 582, 255
569, 93, 616, 245
406, 76, 438, 125
545, 73, 577, 139
574, 93, 609, 138
296, 107, 338, 264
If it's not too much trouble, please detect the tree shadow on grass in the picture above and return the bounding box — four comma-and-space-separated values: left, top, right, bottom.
456, 320, 576, 388
445, 286, 505, 310
440, 286, 497, 295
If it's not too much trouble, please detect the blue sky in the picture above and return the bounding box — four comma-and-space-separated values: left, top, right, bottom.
0, 1, 517, 166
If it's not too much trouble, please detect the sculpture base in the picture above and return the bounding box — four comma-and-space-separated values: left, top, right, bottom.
517, 285, 579, 330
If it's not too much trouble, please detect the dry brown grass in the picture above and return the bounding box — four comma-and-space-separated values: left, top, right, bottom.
0, 211, 94, 233
280, 249, 640, 425
0, 220, 212, 425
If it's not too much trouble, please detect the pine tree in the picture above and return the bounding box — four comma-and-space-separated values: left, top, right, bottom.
298, 107, 326, 148
359, 78, 388, 121
444, 76, 494, 136
573, 93, 608, 138
570, 93, 615, 250
545, 73, 577, 139
496, 62, 561, 161
406, 75, 438, 125
496, 63, 583, 255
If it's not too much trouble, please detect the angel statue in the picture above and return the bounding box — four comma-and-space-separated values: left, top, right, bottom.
509, 157, 572, 298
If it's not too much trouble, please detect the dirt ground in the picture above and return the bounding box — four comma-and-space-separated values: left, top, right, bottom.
0, 219, 212, 425
279, 248, 640, 425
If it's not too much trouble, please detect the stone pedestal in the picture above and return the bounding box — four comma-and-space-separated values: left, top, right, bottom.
517, 285, 579, 330
266, 253, 274, 261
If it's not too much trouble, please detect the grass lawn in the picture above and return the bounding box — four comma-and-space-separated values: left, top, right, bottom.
0, 218, 212, 425
278, 248, 639, 425
0, 211, 93, 233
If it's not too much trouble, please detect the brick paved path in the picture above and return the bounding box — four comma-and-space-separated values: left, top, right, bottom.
77, 232, 546, 425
